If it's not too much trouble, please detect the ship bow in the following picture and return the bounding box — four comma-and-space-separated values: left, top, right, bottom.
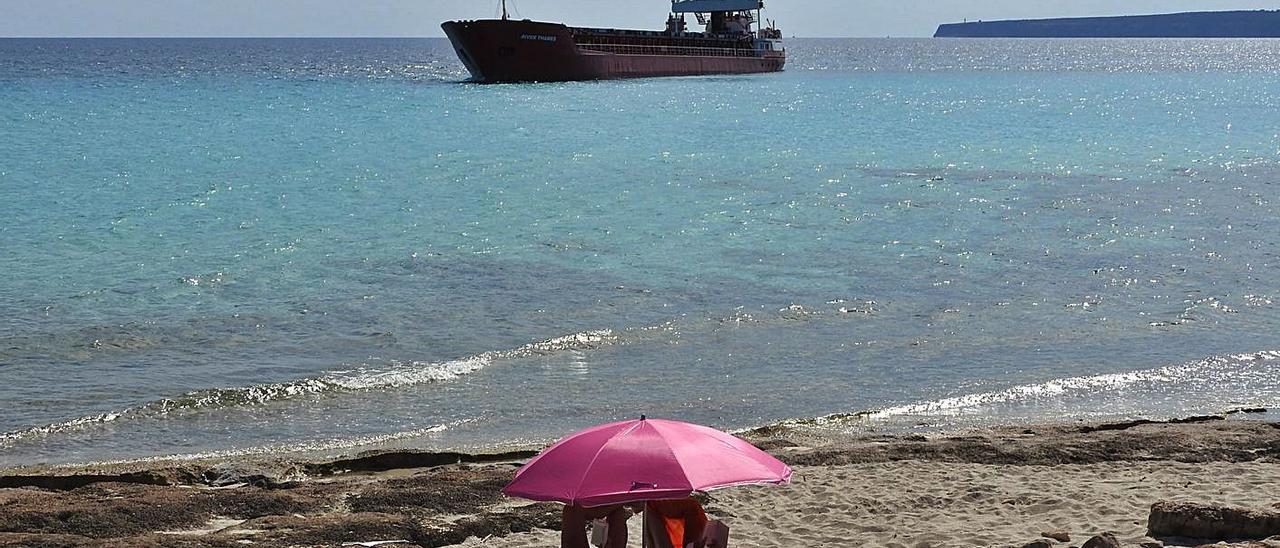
442, 19, 588, 83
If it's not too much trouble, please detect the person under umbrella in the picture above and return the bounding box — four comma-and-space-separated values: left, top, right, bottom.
504, 416, 792, 547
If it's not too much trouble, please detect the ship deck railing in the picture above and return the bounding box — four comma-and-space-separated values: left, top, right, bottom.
573, 27, 679, 38
571, 27, 753, 44
576, 43, 759, 58
572, 27, 743, 39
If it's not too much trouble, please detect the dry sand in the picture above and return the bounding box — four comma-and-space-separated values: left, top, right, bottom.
454, 460, 1280, 547
2, 416, 1278, 547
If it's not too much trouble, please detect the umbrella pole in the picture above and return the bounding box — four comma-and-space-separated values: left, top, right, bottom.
641, 506, 648, 548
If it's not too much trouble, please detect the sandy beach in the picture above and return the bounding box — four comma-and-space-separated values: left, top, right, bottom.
460, 460, 1280, 548
2, 414, 1279, 547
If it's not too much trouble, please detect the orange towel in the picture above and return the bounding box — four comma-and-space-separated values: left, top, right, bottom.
647, 499, 709, 548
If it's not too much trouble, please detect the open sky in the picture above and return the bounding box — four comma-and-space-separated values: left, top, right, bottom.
3, 1, 1278, 38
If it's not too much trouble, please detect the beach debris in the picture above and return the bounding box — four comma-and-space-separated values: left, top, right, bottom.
1041, 530, 1071, 542
1137, 538, 1164, 548
340, 541, 411, 547
1019, 540, 1055, 548
157, 517, 248, 536
202, 462, 302, 488
0, 470, 177, 490
1184, 537, 1280, 548
1077, 414, 1224, 434
1148, 501, 1280, 541
1080, 532, 1121, 548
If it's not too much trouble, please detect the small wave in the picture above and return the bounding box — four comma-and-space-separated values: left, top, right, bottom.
788, 350, 1280, 429
1148, 296, 1242, 328
0, 330, 620, 446
870, 351, 1279, 420
177, 271, 230, 287
76, 419, 475, 468
868, 370, 1169, 419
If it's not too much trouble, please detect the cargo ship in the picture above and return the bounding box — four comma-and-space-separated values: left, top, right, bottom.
935, 10, 1280, 38
442, 0, 785, 83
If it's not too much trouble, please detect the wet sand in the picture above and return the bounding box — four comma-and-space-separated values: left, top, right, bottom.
2, 416, 1278, 547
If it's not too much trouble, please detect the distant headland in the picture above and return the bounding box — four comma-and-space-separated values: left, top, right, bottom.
935, 10, 1280, 38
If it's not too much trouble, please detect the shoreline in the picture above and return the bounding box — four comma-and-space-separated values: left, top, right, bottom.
3, 413, 1279, 547
5, 404, 1275, 477
1, 409, 1273, 480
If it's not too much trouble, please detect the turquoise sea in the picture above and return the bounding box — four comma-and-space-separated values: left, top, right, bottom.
2, 38, 1278, 467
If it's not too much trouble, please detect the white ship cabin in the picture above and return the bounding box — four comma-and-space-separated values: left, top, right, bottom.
670, 0, 782, 47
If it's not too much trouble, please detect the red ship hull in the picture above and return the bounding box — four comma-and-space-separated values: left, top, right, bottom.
442, 19, 785, 83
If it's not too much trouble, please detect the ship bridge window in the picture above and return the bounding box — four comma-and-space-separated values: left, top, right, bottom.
498, 46, 515, 57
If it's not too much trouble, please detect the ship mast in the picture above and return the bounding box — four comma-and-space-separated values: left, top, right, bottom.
501, 0, 509, 20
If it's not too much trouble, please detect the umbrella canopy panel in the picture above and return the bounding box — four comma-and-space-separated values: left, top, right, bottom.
504, 418, 791, 508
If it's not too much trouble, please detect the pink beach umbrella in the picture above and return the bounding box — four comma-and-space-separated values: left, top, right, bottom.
503, 416, 792, 508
